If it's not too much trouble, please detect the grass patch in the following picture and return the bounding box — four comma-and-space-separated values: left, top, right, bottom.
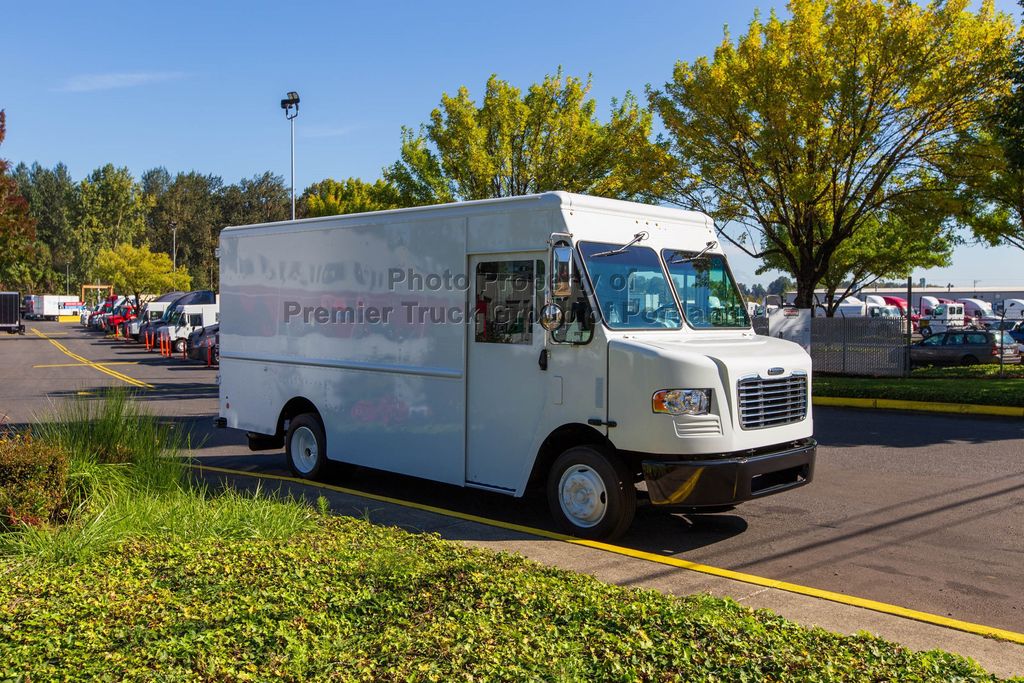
815, 375, 1024, 407
0, 516, 1010, 682
0, 390, 316, 562
0, 391, 1013, 680
910, 364, 1024, 380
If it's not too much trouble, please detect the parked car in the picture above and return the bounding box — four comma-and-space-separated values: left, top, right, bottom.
1007, 320, 1024, 345
187, 323, 219, 361
911, 329, 1020, 367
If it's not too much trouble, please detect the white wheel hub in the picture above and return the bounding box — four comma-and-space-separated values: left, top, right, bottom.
558, 465, 608, 528
291, 425, 319, 474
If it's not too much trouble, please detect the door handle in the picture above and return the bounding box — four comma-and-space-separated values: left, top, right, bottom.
538, 349, 548, 371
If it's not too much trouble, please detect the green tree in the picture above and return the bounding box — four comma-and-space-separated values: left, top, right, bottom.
947, 130, 1024, 251
139, 167, 172, 245
766, 275, 794, 297
749, 283, 767, 299
93, 243, 192, 308
14, 162, 80, 289
0, 111, 41, 291
817, 210, 952, 314
76, 164, 147, 282
220, 172, 290, 226
150, 172, 223, 290
944, 11, 1024, 256
300, 177, 401, 217
651, 0, 1017, 308
385, 70, 669, 204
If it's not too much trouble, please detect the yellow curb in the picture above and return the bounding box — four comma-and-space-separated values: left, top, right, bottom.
813, 396, 1024, 418
194, 463, 1024, 646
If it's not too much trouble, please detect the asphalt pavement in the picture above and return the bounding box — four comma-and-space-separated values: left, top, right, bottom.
3, 320, 1023, 674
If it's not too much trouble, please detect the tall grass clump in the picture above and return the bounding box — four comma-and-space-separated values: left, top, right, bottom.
0, 390, 315, 561
34, 388, 185, 500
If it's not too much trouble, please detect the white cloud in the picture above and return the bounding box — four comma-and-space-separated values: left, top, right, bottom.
57, 72, 185, 93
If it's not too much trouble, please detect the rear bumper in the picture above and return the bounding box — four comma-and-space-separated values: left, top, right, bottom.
642, 439, 815, 507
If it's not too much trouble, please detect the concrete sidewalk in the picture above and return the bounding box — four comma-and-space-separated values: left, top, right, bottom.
197, 467, 1024, 679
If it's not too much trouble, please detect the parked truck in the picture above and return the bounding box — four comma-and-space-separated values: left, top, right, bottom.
25, 295, 83, 320
1, 292, 25, 335
217, 193, 816, 539
158, 303, 219, 353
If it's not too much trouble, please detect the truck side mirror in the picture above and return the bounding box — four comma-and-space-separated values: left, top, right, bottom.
550, 244, 574, 299
539, 303, 564, 331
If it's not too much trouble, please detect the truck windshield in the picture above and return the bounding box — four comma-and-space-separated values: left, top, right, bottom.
662, 250, 750, 329
578, 242, 681, 329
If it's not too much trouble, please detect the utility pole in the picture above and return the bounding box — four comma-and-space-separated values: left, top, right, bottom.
171, 221, 178, 271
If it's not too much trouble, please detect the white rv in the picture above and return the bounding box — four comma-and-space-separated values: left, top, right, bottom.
217, 193, 815, 539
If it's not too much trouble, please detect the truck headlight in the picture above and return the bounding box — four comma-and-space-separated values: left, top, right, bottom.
652, 389, 711, 416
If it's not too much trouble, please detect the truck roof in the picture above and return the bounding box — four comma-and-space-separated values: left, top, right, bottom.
220, 192, 710, 235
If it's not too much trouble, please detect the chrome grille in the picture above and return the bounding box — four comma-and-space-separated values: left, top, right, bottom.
738, 374, 807, 430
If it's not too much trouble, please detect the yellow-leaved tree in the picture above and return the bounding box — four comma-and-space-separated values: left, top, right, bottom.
94, 243, 192, 308
385, 69, 671, 205
651, 0, 1018, 308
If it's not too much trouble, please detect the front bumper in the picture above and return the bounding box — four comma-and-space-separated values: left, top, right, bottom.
642, 439, 815, 507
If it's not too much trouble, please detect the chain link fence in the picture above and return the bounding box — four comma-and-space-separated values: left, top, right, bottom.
756, 315, 908, 376
810, 317, 908, 376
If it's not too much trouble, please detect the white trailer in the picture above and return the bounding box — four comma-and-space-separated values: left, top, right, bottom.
26, 295, 82, 320
217, 193, 816, 539
997, 299, 1024, 319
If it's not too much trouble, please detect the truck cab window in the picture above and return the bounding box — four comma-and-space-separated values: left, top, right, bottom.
475, 260, 540, 344
552, 265, 595, 344
662, 249, 750, 329
578, 242, 680, 330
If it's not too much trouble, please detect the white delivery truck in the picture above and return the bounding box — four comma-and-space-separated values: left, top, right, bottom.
158, 304, 219, 353
217, 193, 815, 539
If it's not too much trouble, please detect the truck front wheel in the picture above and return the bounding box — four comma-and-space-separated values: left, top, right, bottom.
286, 413, 327, 479
547, 445, 635, 540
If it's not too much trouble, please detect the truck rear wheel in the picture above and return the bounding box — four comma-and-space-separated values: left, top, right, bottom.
286, 413, 327, 479
547, 445, 635, 540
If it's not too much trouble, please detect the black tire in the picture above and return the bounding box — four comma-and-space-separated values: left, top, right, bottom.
547, 445, 636, 540
286, 413, 327, 479
172, 338, 186, 353
960, 355, 979, 366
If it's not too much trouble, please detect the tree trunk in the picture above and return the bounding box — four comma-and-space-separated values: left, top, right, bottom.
793, 276, 817, 309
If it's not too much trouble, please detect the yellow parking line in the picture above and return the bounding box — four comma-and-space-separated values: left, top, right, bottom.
194, 464, 1024, 645
30, 328, 152, 389
33, 362, 139, 369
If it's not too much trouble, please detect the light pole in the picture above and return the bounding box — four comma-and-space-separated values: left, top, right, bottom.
998, 302, 1018, 378
171, 221, 178, 271
281, 91, 300, 220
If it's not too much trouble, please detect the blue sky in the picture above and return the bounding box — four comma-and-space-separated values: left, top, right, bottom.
2, 0, 1022, 288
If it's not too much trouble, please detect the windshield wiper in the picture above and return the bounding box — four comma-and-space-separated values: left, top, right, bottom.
591, 231, 649, 258
670, 240, 718, 264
